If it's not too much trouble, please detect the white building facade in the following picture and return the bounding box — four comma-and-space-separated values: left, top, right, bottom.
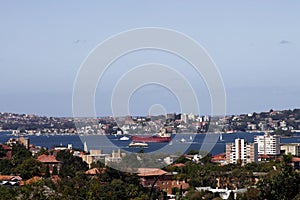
281, 143, 300, 157
226, 138, 258, 165
254, 132, 280, 155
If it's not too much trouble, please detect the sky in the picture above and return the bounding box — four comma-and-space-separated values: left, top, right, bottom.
0, 1, 299, 117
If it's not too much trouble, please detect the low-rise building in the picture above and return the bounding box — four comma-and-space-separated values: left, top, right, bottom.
80, 149, 108, 168
291, 157, 300, 170
37, 154, 61, 174
104, 149, 125, 166
281, 143, 300, 156
137, 168, 189, 195
211, 153, 226, 166
7, 135, 30, 149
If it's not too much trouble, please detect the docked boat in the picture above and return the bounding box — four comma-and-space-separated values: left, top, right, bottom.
131, 128, 171, 143
129, 142, 148, 147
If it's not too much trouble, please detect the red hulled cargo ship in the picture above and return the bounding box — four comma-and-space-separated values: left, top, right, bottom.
131, 129, 172, 143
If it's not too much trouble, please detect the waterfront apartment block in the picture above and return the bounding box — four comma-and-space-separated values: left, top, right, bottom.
254, 132, 280, 155
226, 138, 258, 165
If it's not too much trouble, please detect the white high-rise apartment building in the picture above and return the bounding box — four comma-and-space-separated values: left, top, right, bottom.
226, 138, 258, 165
254, 132, 280, 155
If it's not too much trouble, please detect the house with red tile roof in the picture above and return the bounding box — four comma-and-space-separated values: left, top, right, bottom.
211, 153, 226, 165
37, 154, 61, 174
136, 168, 189, 195
291, 157, 300, 170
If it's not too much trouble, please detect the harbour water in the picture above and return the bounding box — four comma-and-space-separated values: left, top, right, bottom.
1, 132, 300, 155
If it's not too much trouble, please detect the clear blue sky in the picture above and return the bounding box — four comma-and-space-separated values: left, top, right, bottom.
0, 1, 299, 116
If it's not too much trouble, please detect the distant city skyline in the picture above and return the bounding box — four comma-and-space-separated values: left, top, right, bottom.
0, 1, 299, 117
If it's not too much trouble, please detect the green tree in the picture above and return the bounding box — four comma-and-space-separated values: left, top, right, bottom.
174, 155, 190, 164
189, 178, 202, 187
236, 187, 259, 200
16, 180, 59, 200
257, 154, 300, 200
86, 178, 106, 200
0, 159, 12, 174
90, 160, 105, 169
15, 158, 43, 180
52, 166, 58, 175
200, 152, 212, 164
126, 184, 139, 199
106, 179, 126, 199
35, 147, 49, 158
45, 165, 50, 178
188, 150, 199, 155
0, 145, 7, 158
0, 185, 15, 199
56, 150, 88, 178
11, 144, 32, 166
172, 187, 180, 195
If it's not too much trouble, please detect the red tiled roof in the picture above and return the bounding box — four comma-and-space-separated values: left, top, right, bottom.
212, 153, 226, 158
0, 144, 12, 150
172, 163, 185, 167
258, 154, 271, 159
37, 154, 60, 163
211, 153, 226, 162
137, 168, 167, 177
183, 154, 193, 159
85, 168, 106, 175
0, 175, 22, 181
292, 157, 300, 162
25, 176, 42, 185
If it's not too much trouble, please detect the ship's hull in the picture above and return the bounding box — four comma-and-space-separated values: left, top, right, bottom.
131, 135, 171, 143
129, 142, 148, 147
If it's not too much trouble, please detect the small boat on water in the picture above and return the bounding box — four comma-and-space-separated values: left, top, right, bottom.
219, 133, 223, 141
129, 142, 148, 147
119, 136, 130, 141
180, 138, 186, 143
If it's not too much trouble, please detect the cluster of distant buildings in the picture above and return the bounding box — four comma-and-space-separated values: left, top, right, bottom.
0, 112, 211, 135
212, 132, 300, 168
2, 108, 300, 136
0, 136, 30, 160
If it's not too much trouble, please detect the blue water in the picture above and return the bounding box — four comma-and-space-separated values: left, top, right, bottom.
1, 131, 300, 155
